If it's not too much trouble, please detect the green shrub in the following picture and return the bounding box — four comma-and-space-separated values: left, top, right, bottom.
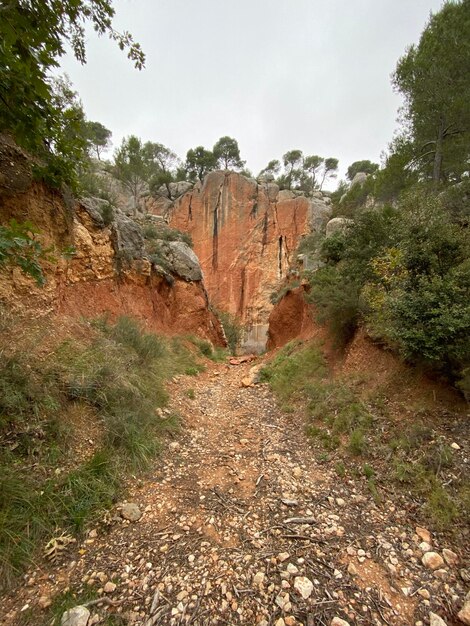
0, 315, 196, 588
260, 341, 326, 402
215, 309, 244, 354
143, 224, 159, 240
306, 266, 362, 347
270, 279, 301, 304
365, 189, 470, 380
0, 220, 45, 285
348, 428, 366, 456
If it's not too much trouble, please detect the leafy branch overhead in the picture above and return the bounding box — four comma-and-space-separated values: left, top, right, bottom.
0, 0, 144, 187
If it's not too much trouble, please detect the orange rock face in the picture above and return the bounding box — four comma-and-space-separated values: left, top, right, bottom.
0, 143, 224, 345
169, 171, 332, 351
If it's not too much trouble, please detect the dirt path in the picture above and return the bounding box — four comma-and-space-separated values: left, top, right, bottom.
2, 361, 467, 626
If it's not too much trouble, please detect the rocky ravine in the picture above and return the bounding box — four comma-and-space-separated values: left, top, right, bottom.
166, 171, 332, 352
3, 360, 468, 626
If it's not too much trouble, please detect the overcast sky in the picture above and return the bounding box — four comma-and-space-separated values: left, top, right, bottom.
60, 0, 444, 188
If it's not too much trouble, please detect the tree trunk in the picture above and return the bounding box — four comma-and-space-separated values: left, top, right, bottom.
433, 116, 445, 184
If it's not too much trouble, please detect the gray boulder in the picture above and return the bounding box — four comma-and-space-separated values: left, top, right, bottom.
326, 217, 354, 238
112, 211, 145, 259
257, 173, 275, 184
154, 181, 193, 200
156, 241, 203, 282
80, 196, 112, 227
278, 189, 297, 202
266, 182, 280, 202
351, 172, 368, 187
120, 502, 142, 522
309, 197, 333, 234
61, 606, 90, 626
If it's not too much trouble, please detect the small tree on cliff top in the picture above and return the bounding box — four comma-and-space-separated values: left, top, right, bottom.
185, 146, 217, 182
213, 136, 245, 171
84, 121, 112, 160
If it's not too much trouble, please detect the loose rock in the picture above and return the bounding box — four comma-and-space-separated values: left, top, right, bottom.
61, 606, 90, 626
120, 503, 142, 522
422, 552, 444, 570
293, 576, 313, 599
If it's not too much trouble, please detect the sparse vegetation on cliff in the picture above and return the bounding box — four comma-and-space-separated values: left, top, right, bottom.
214, 309, 244, 354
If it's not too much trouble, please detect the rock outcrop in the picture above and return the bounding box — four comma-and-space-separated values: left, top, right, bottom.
326, 217, 354, 237
167, 171, 332, 351
0, 139, 224, 345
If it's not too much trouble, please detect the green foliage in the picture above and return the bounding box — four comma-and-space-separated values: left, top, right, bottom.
0, 220, 46, 285
346, 160, 379, 181
215, 309, 244, 354
335, 174, 375, 217
145, 142, 179, 198
281, 149, 303, 190
258, 159, 281, 178
112, 135, 148, 213
373, 136, 419, 203
84, 120, 112, 160
0, 314, 198, 588
213, 136, 245, 170
143, 224, 193, 249
393, 0, 470, 184
306, 205, 396, 348
259, 341, 327, 403
365, 188, 470, 378
0, 0, 144, 188
188, 336, 226, 362
185, 146, 217, 182
307, 267, 362, 347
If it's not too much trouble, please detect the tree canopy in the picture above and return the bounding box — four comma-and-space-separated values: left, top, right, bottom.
0, 0, 144, 187
185, 147, 217, 182
84, 121, 112, 160
393, 0, 470, 184
213, 136, 245, 170
346, 160, 379, 181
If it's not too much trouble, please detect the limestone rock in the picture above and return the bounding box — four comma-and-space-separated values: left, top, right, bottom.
458, 601, 470, 625
429, 613, 447, 626
120, 502, 142, 522
61, 606, 90, 626
112, 212, 145, 259
156, 241, 203, 282
351, 172, 368, 187
309, 196, 333, 233
154, 181, 193, 200
416, 526, 432, 543
331, 618, 350, 626
266, 182, 280, 201
442, 548, 458, 566
422, 552, 444, 570
103, 581, 116, 593
80, 196, 111, 227
293, 576, 314, 599
169, 171, 315, 352
325, 217, 354, 238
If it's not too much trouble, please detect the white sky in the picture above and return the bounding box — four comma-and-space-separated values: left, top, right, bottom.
60, 0, 444, 188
